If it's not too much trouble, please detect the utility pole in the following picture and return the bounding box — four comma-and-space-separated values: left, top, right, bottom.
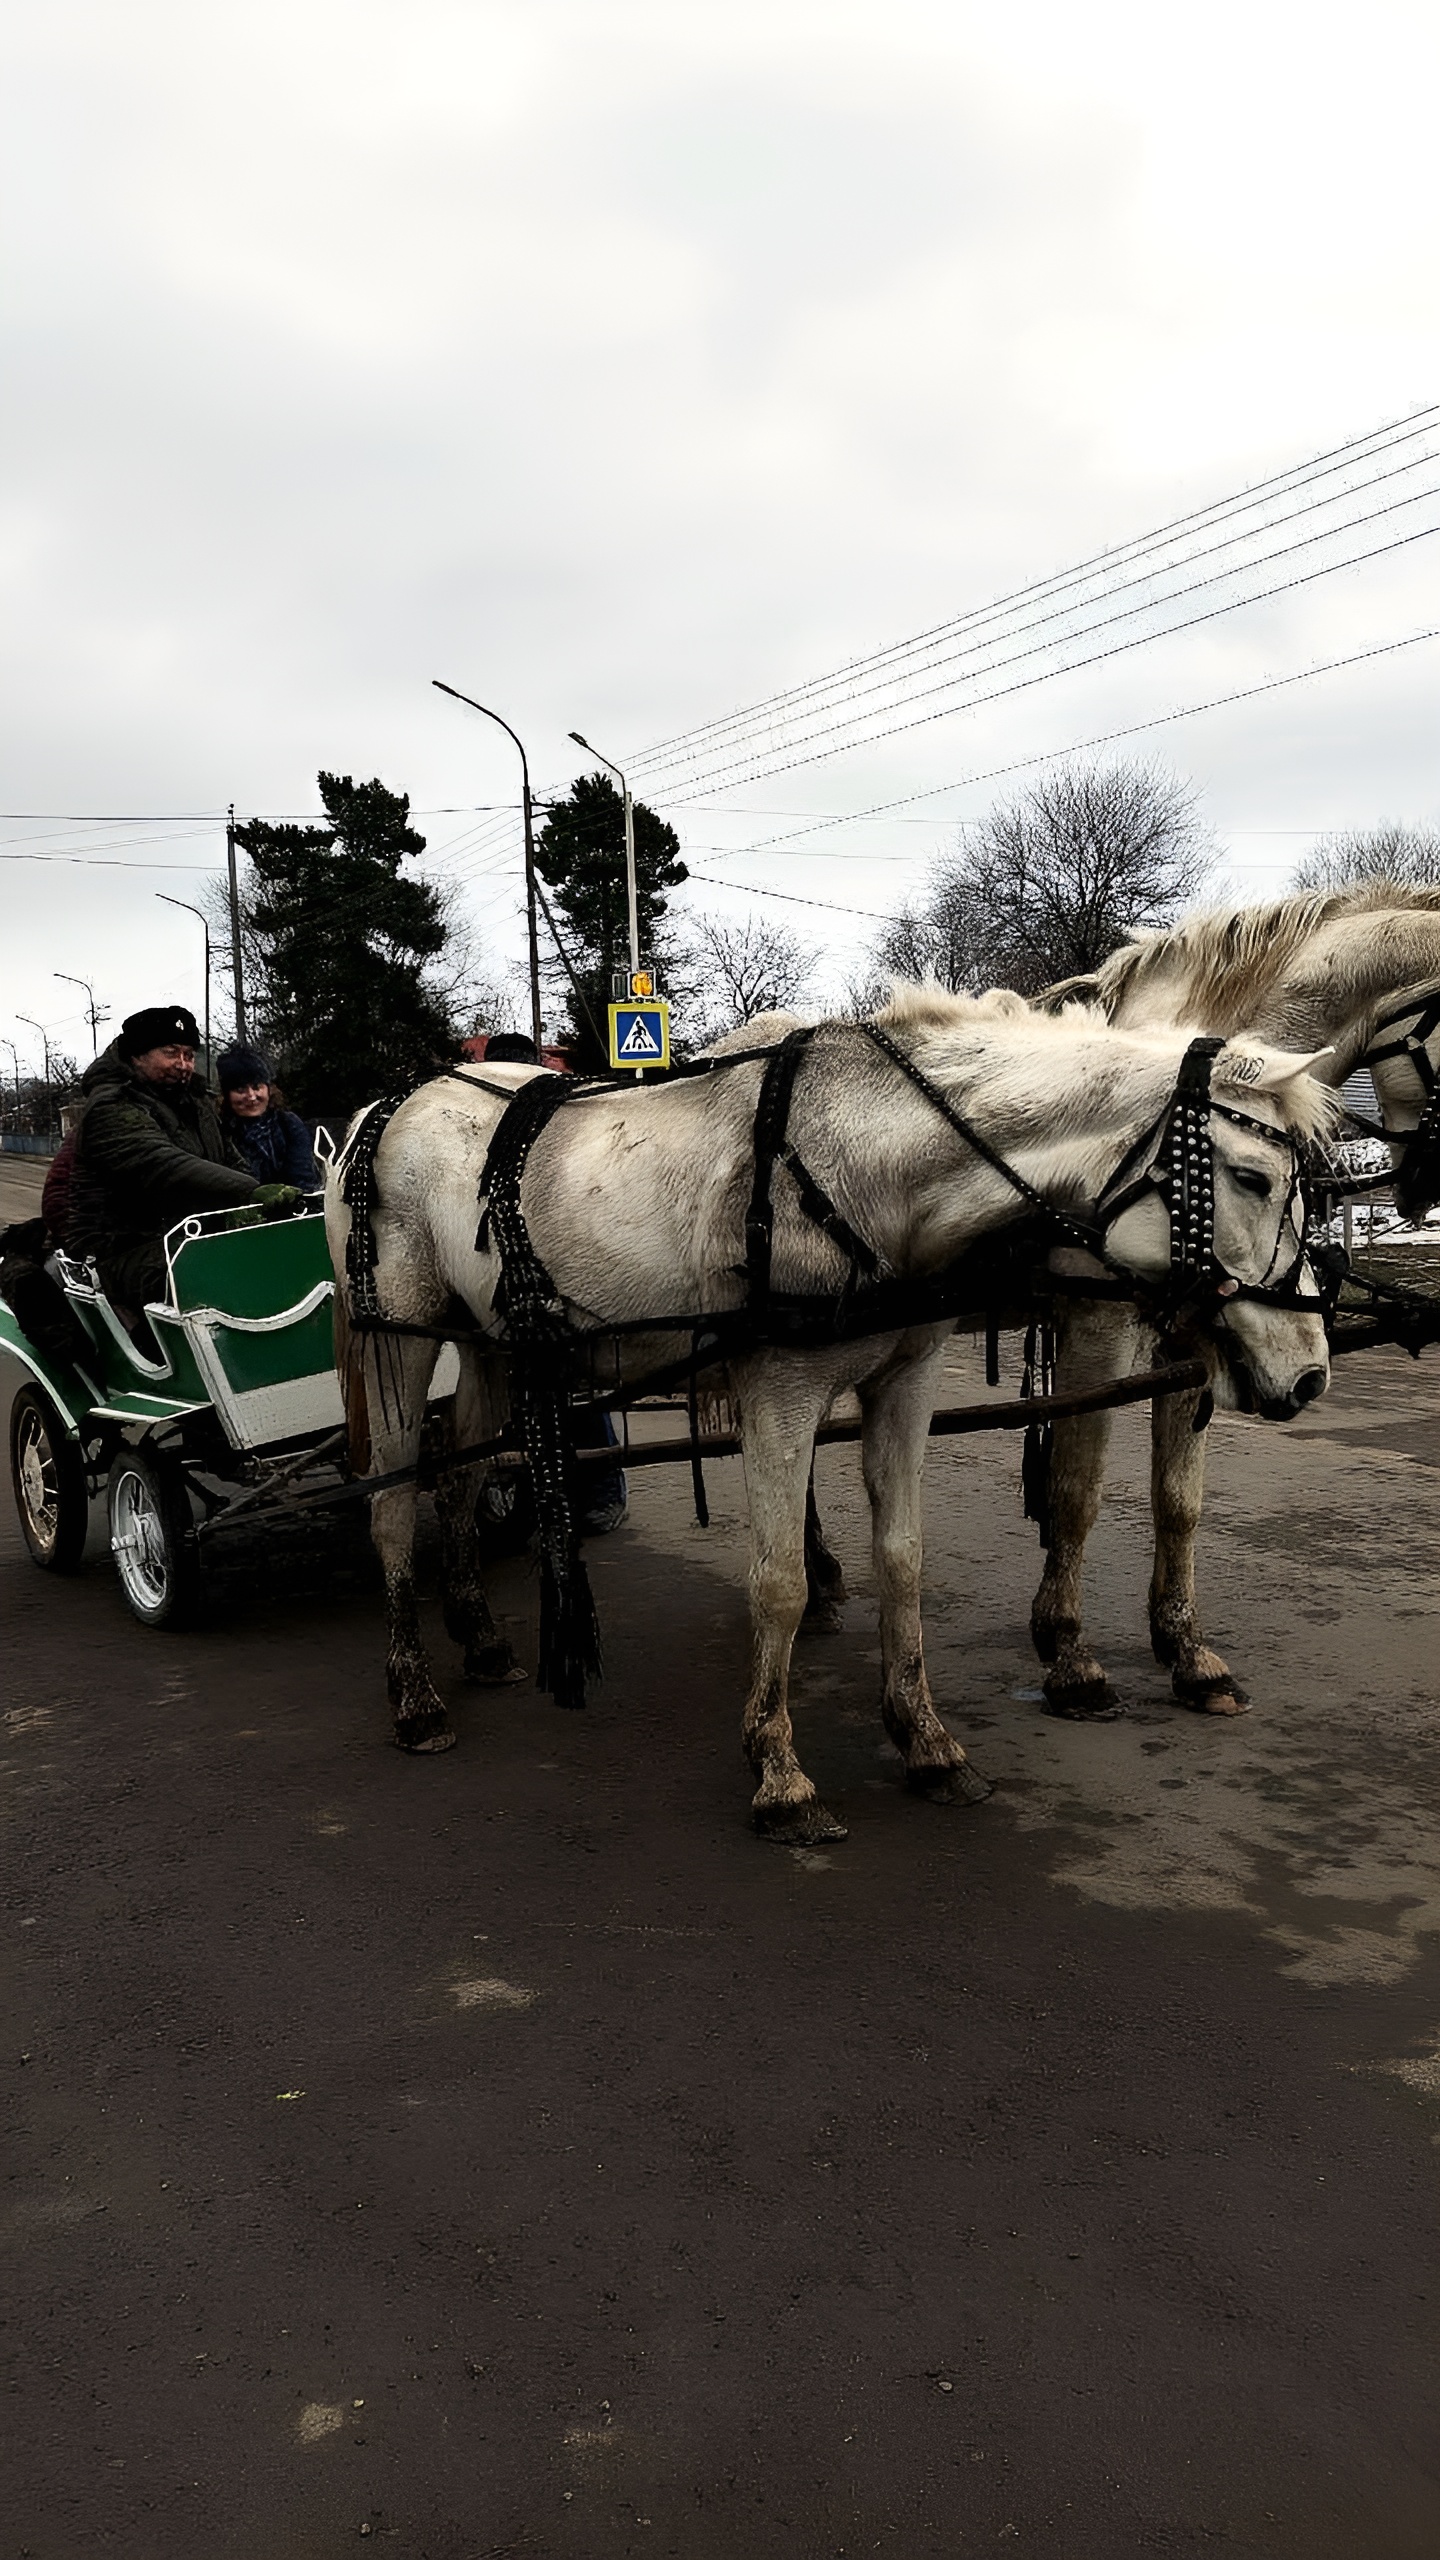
54, 970, 109, 1058
157, 896, 212, 1076
226, 802, 248, 1041
431, 682, 544, 1055
0, 1038, 19, 1129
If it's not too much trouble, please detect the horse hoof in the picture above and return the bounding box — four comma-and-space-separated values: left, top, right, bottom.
907, 1759, 993, 1806
752, 1798, 849, 1846
1175, 1673, 1250, 1716
393, 1713, 457, 1754
1041, 1676, 1123, 1722
464, 1644, 528, 1687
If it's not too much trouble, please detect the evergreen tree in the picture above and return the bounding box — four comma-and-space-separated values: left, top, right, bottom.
536, 771, 688, 1067
236, 772, 459, 1115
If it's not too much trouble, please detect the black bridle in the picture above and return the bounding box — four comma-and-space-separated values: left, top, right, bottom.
1343, 979, 1440, 1221
854, 1025, 1317, 1334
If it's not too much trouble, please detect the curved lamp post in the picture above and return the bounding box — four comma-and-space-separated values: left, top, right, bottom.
431, 680, 543, 1054
156, 896, 212, 1076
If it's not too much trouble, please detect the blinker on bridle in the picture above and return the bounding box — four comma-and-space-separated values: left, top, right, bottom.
1091, 1034, 1313, 1317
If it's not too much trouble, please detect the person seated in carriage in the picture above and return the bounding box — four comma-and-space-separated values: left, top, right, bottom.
67, 1005, 299, 1320
215, 1045, 320, 1188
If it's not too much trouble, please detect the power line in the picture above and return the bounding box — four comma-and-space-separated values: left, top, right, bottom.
695, 618, 1440, 864
651, 517, 1440, 808
627, 406, 1440, 779
639, 450, 1440, 796
646, 501, 1440, 806
685, 871, 891, 919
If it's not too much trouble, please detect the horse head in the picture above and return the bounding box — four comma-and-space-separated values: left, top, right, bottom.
1101, 1038, 1335, 1421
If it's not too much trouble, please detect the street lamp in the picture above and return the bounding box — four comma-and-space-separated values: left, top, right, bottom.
17, 1015, 55, 1138
54, 970, 109, 1058
157, 895, 212, 1077
568, 731, 640, 984
0, 1037, 18, 1130
431, 681, 543, 1055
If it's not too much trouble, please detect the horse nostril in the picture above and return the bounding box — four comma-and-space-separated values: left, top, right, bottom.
1292, 1366, 1327, 1409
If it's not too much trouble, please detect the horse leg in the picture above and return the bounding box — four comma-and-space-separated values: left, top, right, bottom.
436, 1346, 527, 1688
360, 1335, 455, 1751
801, 1463, 847, 1631
1030, 1301, 1139, 1720
1148, 1392, 1249, 1714
737, 1370, 846, 1844
860, 1344, 990, 1807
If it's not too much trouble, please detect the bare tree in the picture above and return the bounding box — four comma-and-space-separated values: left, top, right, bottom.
686, 911, 817, 1045
1293, 822, 1440, 894
873, 761, 1216, 997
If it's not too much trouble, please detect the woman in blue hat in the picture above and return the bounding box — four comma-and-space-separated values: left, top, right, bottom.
215, 1047, 320, 1189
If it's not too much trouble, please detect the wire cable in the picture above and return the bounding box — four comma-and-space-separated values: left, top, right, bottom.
625, 407, 1440, 777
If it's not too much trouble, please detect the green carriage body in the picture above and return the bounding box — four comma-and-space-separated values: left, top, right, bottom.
0, 1198, 345, 1454
0, 1198, 410, 1618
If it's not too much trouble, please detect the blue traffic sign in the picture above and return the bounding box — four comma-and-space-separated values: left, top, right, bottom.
608, 1001, 671, 1070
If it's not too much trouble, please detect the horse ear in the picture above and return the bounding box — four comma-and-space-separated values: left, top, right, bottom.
1214, 1042, 1334, 1093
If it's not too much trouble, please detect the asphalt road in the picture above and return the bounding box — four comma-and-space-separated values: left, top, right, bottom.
4, 1312, 1440, 2559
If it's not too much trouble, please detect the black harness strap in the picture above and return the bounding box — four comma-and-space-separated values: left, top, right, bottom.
478, 1074, 602, 1710
339, 1098, 402, 1319
1166, 1036, 1226, 1280
745, 1029, 817, 1314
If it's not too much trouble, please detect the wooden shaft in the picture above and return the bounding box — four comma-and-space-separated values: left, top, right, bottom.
566, 1355, 1210, 1472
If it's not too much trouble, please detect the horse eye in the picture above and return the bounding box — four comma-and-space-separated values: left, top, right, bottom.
1230, 1165, 1272, 1199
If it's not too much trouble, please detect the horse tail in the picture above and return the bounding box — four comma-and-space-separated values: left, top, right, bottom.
332, 1285, 372, 1480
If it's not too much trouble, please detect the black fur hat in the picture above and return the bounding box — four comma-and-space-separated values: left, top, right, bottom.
120, 1005, 202, 1056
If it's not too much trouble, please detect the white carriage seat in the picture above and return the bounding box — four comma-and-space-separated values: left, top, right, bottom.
48, 1250, 177, 1380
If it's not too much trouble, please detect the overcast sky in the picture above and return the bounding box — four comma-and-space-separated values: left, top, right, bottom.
4, 0, 1438, 1064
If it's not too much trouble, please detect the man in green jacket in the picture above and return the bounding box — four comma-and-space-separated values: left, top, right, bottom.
68, 1005, 298, 1314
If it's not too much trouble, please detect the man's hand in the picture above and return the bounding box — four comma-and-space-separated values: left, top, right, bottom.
253, 1183, 304, 1216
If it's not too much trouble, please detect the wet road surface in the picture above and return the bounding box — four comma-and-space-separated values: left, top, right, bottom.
4, 1326, 1440, 2558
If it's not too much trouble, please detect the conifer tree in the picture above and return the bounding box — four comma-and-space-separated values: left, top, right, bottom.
236, 773, 459, 1115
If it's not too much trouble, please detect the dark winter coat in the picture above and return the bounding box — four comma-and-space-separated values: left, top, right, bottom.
221, 1103, 319, 1188
68, 1042, 258, 1265
41, 1130, 78, 1244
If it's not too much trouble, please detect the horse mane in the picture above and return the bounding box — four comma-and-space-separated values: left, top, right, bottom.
873, 980, 1035, 1032
1069, 879, 1440, 1021
870, 975, 1336, 1140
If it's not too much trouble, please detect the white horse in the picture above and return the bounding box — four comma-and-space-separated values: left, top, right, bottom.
326, 986, 1333, 1841
1032, 882, 1440, 1716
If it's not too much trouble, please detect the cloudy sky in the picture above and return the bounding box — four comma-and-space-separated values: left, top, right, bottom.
4, 0, 1438, 1063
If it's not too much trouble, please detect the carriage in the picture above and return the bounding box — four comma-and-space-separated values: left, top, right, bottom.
0, 1197, 436, 1626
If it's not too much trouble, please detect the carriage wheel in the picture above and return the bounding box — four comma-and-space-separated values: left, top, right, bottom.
9, 1386, 89, 1573
106, 1448, 204, 1629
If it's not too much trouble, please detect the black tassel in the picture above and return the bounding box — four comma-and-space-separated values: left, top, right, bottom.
1022, 1418, 1053, 1547
536, 1545, 604, 1711
1019, 1318, 1056, 1547
512, 1344, 604, 1710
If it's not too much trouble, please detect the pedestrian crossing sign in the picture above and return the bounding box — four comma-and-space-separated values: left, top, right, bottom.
608, 999, 670, 1070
